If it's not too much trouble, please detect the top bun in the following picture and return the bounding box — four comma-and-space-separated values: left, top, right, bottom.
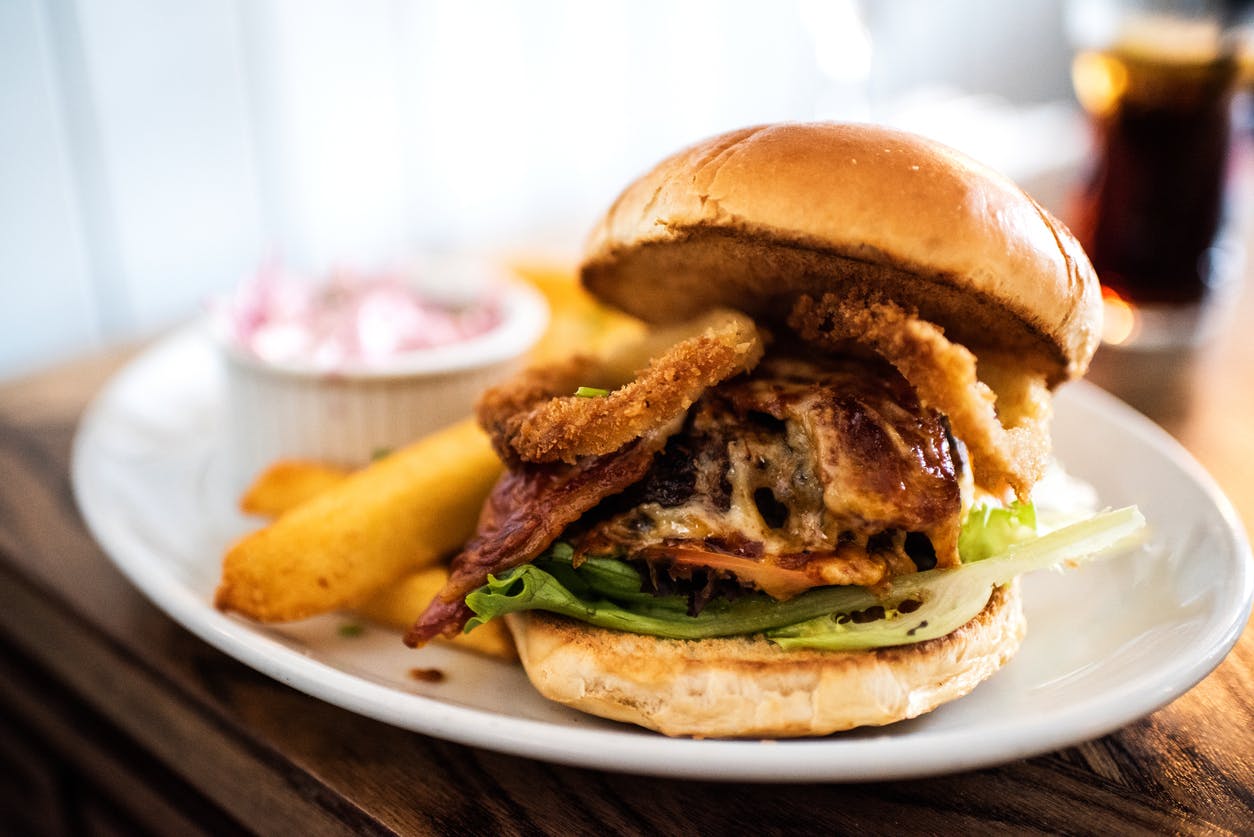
581, 123, 1101, 384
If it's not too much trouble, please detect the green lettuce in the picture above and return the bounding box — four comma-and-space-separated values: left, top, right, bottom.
463, 507, 1144, 651
958, 501, 1037, 563
465, 552, 891, 640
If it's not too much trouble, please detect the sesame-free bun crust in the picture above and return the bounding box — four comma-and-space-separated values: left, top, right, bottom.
506, 582, 1025, 738
581, 123, 1100, 384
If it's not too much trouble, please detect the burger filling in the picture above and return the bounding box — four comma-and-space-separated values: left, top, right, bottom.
406, 319, 1139, 651
569, 354, 967, 602
408, 346, 982, 645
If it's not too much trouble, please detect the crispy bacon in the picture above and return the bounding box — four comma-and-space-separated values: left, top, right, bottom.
404, 430, 673, 645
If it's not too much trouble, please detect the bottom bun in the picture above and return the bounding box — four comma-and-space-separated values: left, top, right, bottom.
505, 581, 1025, 738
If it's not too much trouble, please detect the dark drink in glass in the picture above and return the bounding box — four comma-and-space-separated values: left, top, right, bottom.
1064, 4, 1250, 423
1071, 42, 1240, 308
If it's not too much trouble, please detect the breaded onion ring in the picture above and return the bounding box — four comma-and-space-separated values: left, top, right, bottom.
789, 293, 1050, 499
478, 309, 765, 464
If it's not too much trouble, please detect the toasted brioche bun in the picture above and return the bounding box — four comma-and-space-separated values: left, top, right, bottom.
506, 583, 1024, 738
582, 123, 1101, 385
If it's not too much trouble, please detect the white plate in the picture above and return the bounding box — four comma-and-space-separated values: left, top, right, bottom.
72, 328, 1253, 783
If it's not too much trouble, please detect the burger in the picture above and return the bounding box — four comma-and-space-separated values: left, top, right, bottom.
406, 123, 1143, 737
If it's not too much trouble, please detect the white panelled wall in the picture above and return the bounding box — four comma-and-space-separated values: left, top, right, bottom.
2, 0, 99, 373
0, 0, 1070, 380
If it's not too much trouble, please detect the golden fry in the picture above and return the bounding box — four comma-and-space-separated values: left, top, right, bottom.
215, 419, 502, 622
356, 567, 516, 660
510, 261, 645, 363
239, 460, 350, 517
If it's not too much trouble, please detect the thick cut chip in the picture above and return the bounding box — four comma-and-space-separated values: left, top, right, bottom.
239, 460, 351, 517
216, 419, 502, 622
357, 567, 516, 660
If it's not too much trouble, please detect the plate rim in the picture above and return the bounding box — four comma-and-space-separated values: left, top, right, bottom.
71, 327, 1254, 782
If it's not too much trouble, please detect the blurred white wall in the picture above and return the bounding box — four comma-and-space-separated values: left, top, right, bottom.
0, 0, 1072, 381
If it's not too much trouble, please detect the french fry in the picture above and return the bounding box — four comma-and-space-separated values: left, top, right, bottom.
215, 418, 502, 622
356, 567, 516, 660
233, 458, 515, 658
239, 460, 351, 517
510, 261, 645, 363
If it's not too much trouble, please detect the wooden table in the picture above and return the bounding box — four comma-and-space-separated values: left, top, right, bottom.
2, 304, 1252, 835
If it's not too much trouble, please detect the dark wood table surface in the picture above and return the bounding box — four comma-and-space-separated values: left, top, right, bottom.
2, 291, 1252, 835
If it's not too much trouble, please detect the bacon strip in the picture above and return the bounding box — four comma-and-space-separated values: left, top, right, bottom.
404, 430, 673, 645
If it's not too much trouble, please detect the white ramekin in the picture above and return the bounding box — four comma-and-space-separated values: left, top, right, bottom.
211, 280, 547, 486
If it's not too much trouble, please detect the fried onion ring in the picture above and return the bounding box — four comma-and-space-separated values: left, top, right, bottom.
789, 292, 1050, 499
478, 309, 765, 464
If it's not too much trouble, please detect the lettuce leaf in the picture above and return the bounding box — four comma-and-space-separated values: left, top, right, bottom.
958, 501, 1037, 563
463, 506, 1144, 651
465, 555, 890, 639
770, 506, 1140, 649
